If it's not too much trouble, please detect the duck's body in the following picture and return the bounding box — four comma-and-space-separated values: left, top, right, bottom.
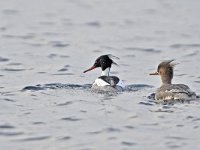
92, 76, 125, 91
150, 60, 197, 101
84, 54, 125, 91
155, 84, 196, 101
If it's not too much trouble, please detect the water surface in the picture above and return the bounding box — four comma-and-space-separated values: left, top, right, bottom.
0, 0, 200, 150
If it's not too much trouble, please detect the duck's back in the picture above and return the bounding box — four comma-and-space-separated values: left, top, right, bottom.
156, 84, 196, 101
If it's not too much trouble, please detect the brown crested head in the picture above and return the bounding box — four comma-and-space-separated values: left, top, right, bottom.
150, 60, 176, 84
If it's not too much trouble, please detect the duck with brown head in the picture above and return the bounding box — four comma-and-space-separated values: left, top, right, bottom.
83, 54, 125, 91
150, 60, 197, 101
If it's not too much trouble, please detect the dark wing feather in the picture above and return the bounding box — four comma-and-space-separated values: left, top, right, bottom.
156, 84, 196, 100
98, 76, 119, 86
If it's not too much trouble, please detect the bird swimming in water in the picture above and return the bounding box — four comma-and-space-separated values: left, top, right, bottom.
83, 54, 125, 91
149, 60, 197, 101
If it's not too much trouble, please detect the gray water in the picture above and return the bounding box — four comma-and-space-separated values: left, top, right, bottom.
1, 0, 200, 150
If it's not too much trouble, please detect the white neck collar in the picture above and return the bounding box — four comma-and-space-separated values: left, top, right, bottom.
101, 68, 110, 76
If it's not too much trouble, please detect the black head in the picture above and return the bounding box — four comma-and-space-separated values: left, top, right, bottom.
83, 54, 118, 73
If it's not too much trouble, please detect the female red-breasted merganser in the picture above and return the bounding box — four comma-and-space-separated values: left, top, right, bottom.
83, 54, 125, 91
149, 60, 197, 101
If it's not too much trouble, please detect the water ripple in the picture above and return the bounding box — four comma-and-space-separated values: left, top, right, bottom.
121, 141, 136, 146
139, 101, 154, 106
0, 124, 15, 129
49, 41, 70, 48
165, 136, 188, 140
0, 56, 9, 62
1, 68, 26, 72
125, 47, 161, 53
2, 98, 16, 102
22, 83, 92, 91
32, 122, 46, 125
2, 9, 19, 15
85, 21, 101, 28
57, 101, 73, 106
125, 84, 153, 92
61, 117, 82, 122
105, 127, 121, 133
18, 136, 50, 141
170, 43, 200, 49
57, 136, 71, 141
0, 131, 24, 137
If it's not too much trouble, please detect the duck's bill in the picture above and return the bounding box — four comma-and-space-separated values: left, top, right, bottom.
149, 72, 159, 75
83, 66, 96, 73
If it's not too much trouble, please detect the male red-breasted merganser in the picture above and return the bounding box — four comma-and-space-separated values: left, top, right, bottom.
83, 54, 125, 91
149, 60, 197, 101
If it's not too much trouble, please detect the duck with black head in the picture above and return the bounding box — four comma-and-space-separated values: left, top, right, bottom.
149, 60, 197, 101
83, 54, 125, 91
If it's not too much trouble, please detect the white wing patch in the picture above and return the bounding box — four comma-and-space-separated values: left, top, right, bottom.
93, 78, 110, 86
92, 78, 125, 89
